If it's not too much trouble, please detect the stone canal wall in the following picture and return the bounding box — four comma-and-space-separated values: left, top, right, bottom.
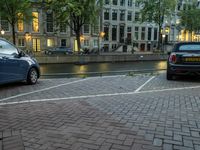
35, 54, 168, 64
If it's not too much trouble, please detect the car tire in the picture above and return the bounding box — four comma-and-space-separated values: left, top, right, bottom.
166, 70, 173, 80
27, 68, 38, 85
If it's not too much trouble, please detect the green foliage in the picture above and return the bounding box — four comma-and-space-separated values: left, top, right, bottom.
0, 0, 32, 44
178, 0, 200, 35
48, 0, 103, 51
137, 0, 176, 49
138, 0, 176, 25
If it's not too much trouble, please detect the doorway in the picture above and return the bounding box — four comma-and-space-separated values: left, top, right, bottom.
32, 38, 41, 52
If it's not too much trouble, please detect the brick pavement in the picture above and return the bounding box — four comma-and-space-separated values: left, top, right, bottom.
0, 74, 200, 150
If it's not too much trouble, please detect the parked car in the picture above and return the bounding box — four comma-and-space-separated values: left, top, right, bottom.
0, 38, 40, 85
167, 42, 200, 80
44, 47, 73, 55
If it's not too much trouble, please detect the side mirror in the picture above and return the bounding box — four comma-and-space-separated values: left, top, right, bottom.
18, 51, 25, 57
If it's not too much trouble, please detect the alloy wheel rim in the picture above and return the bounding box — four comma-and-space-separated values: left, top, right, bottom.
31, 70, 37, 83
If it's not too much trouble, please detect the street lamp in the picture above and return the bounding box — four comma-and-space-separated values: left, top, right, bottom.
1, 29, 5, 36
98, 31, 105, 54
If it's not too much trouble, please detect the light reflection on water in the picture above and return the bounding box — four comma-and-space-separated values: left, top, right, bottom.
40, 61, 167, 75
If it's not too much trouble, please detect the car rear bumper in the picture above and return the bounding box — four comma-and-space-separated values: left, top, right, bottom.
168, 63, 200, 75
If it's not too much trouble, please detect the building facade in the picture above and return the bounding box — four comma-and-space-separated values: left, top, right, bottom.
3, 0, 198, 53
101, 0, 159, 52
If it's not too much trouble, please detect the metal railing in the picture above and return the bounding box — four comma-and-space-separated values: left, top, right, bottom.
41, 68, 166, 78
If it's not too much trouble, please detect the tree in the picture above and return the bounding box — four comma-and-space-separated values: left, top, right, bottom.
178, 0, 200, 41
48, 0, 103, 53
0, 0, 32, 45
137, 0, 176, 50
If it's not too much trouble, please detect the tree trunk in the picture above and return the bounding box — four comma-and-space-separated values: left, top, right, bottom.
11, 23, 16, 45
75, 31, 81, 54
157, 24, 162, 50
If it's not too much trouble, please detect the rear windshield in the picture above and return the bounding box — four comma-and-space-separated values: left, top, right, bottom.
179, 44, 200, 51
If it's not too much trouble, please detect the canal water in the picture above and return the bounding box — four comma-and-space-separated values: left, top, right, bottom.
40, 60, 167, 78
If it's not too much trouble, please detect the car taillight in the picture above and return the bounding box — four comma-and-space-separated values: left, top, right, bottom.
169, 53, 177, 63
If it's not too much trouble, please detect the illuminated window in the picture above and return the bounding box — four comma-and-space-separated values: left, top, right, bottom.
32, 12, 39, 32
47, 39, 54, 47
17, 13, 24, 32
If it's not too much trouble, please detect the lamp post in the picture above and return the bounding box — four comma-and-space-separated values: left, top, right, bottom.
98, 31, 105, 54
162, 34, 166, 52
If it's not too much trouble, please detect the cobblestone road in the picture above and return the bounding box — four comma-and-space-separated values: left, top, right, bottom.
0, 73, 200, 150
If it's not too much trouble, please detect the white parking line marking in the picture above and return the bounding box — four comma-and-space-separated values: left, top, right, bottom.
0, 78, 91, 102
1, 85, 200, 106
134, 76, 155, 92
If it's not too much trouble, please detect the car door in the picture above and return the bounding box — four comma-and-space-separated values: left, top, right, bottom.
0, 39, 25, 84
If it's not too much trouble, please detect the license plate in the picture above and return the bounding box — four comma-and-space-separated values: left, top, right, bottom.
185, 57, 200, 62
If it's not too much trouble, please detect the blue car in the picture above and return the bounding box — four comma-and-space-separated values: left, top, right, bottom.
0, 38, 40, 85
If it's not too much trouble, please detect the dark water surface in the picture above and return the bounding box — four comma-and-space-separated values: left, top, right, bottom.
40, 61, 167, 77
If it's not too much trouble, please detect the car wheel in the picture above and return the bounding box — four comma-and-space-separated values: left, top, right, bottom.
27, 68, 38, 84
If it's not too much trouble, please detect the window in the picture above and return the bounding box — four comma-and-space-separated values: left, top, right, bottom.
61, 39, 66, 47
104, 25, 109, 41
113, 0, 118, 5
112, 10, 118, 20
128, 0, 132, 7
141, 27, 145, 40
93, 25, 99, 34
32, 12, 39, 32
104, 9, 109, 20
127, 27, 132, 32
47, 39, 54, 47
127, 11, 132, 21
83, 24, 90, 34
93, 39, 98, 47
135, 2, 140, 7
179, 44, 200, 51
112, 25, 117, 41
135, 27, 139, 40
120, 0, 125, 6
84, 39, 89, 46
154, 28, 158, 40
0, 17, 9, 31
127, 27, 132, 44
60, 23, 66, 33
46, 13, 53, 32
119, 26, 124, 43
32, 38, 41, 52
135, 12, 140, 21
0, 40, 17, 55
148, 27, 152, 41
120, 10, 125, 21
105, 0, 109, 4
18, 38, 25, 47
17, 13, 24, 32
